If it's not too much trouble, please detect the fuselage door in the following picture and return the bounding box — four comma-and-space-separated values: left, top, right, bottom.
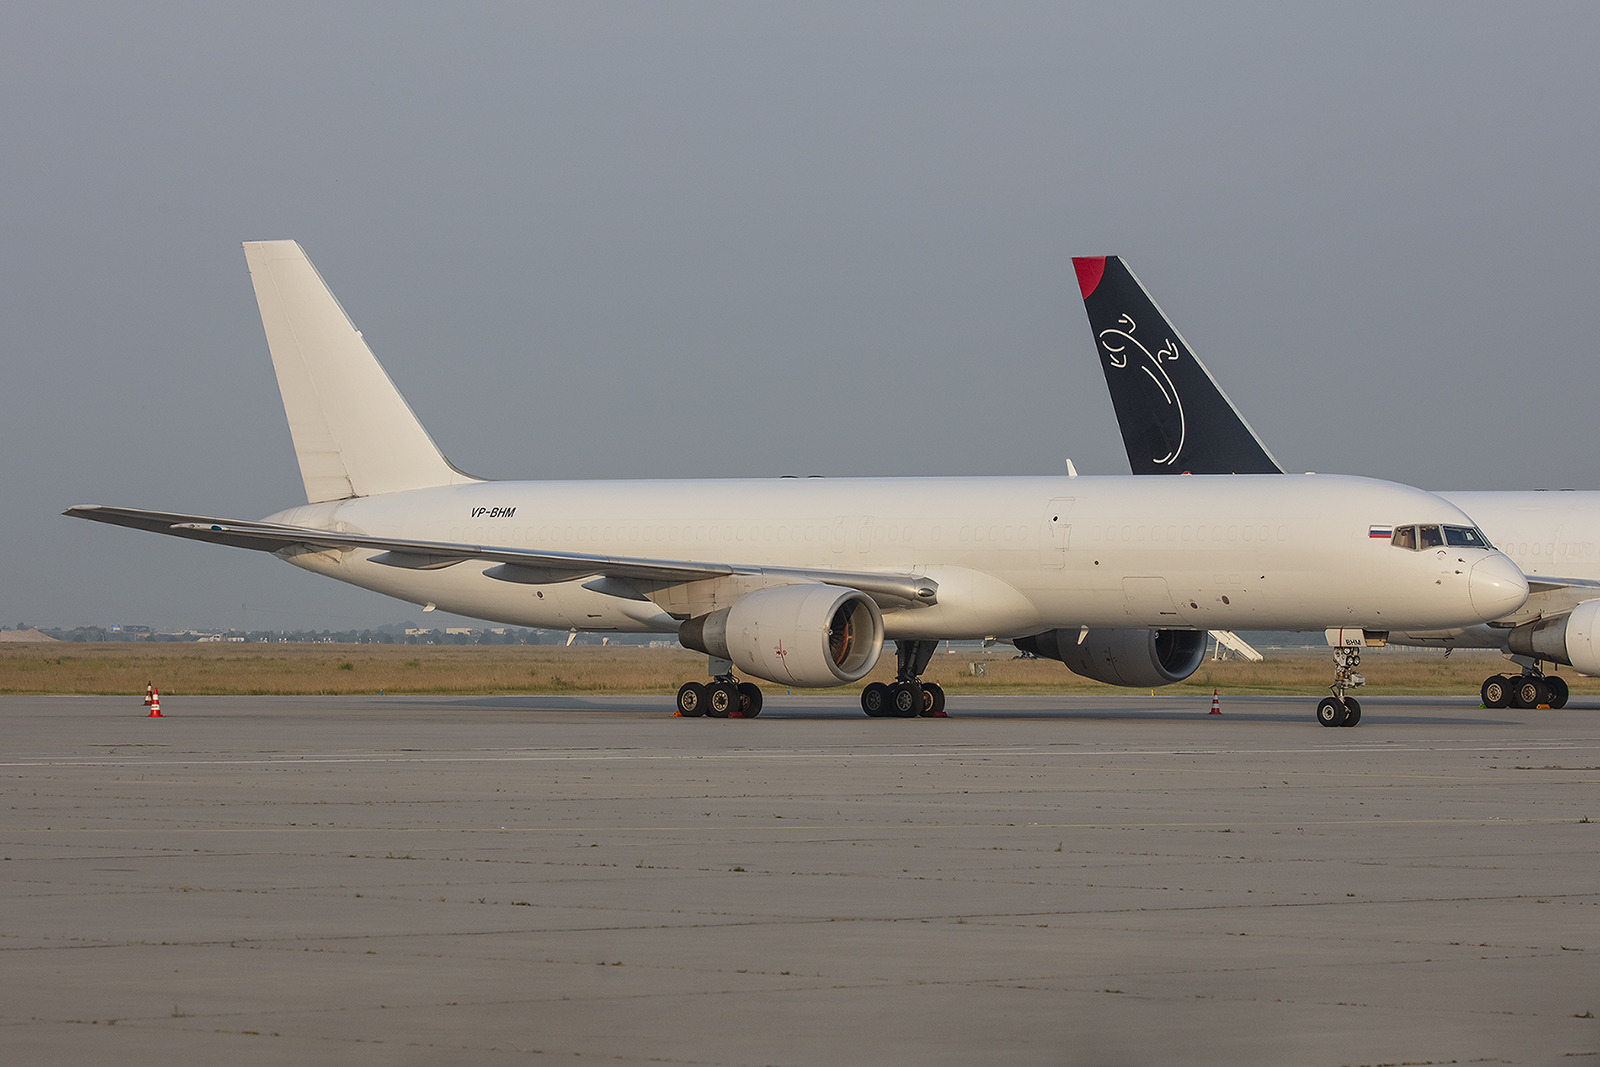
1123, 576, 1182, 624
1044, 497, 1075, 568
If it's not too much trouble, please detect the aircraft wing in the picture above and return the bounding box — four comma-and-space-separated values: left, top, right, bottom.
64, 505, 939, 607
1524, 576, 1600, 596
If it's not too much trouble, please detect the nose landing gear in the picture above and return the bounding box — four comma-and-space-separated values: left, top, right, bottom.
1317, 642, 1365, 727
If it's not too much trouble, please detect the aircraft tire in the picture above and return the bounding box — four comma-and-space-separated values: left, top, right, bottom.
1481, 675, 1511, 709
676, 682, 706, 717
1514, 678, 1549, 710
921, 682, 946, 717
890, 682, 922, 717
861, 682, 891, 717
737, 682, 763, 717
1546, 675, 1569, 709
705, 682, 738, 718
1340, 697, 1361, 726
1316, 697, 1349, 727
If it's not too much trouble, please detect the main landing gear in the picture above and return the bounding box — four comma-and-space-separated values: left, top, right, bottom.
676, 657, 763, 718
1480, 661, 1569, 710
861, 640, 947, 718
1317, 644, 1365, 727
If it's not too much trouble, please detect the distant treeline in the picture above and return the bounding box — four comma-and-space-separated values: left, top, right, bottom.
22, 624, 675, 648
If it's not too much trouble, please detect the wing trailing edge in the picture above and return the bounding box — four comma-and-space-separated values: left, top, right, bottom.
64, 505, 938, 608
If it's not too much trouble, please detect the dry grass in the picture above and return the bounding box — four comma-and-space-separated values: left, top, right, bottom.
1, 642, 1594, 699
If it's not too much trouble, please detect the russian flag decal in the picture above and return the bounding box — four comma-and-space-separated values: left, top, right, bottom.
1369, 526, 1393, 539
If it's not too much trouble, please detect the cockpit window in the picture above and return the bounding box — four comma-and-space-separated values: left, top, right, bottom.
1392, 523, 1492, 550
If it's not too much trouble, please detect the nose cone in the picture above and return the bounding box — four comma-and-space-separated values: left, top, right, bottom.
1470, 554, 1529, 621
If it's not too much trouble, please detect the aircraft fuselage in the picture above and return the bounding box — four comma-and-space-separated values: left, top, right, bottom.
267, 472, 1526, 639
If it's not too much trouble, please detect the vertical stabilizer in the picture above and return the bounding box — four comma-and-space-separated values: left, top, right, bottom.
1072, 256, 1283, 475
243, 241, 478, 502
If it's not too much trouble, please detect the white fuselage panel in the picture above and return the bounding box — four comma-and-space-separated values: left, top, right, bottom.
265, 473, 1518, 639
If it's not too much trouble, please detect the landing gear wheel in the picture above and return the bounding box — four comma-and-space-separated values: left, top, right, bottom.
861, 682, 891, 717
676, 682, 706, 717
737, 682, 763, 717
705, 681, 739, 718
921, 681, 946, 717
1481, 675, 1511, 709
1340, 697, 1361, 726
1513, 678, 1549, 710
1546, 675, 1569, 709
890, 682, 922, 718
1317, 696, 1350, 727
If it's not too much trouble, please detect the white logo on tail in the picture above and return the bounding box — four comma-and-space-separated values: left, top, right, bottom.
1096, 314, 1186, 466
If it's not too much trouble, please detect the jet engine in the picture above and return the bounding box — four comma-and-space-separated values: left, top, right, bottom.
1507, 598, 1600, 676
679, 584, 884, 687
1014, 627, 1208, 687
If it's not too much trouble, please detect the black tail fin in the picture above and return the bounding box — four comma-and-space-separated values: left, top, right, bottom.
1072, 256, 1283, 475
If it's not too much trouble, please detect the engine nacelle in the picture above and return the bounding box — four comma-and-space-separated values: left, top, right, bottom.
1014, 627, 1208, 688
679, 584, 884, 687
1507, 598, 1600, 675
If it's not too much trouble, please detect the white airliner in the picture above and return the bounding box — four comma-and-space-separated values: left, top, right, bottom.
1071, 255, 1600, 714
65, 242, 1528, 723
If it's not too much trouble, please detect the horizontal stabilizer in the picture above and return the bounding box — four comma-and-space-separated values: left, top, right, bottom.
1072, 256, 1283, 475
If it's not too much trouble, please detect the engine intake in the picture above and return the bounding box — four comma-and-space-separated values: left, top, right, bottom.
1507, 599, 1600, 675
679, 584, 884, 688
1015, 627, 1207, 687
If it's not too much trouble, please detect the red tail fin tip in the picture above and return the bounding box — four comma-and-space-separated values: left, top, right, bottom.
1072, 257, 1107, 299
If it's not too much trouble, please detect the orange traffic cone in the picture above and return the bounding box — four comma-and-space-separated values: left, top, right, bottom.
1209, 688, 1221, 715
147, 684, 162, 718
143, 682, 153, 709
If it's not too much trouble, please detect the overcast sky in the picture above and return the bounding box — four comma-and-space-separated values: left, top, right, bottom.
5, 3, 1598, 631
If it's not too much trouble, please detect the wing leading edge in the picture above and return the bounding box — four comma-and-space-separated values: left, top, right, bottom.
63, 505, 939, 608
